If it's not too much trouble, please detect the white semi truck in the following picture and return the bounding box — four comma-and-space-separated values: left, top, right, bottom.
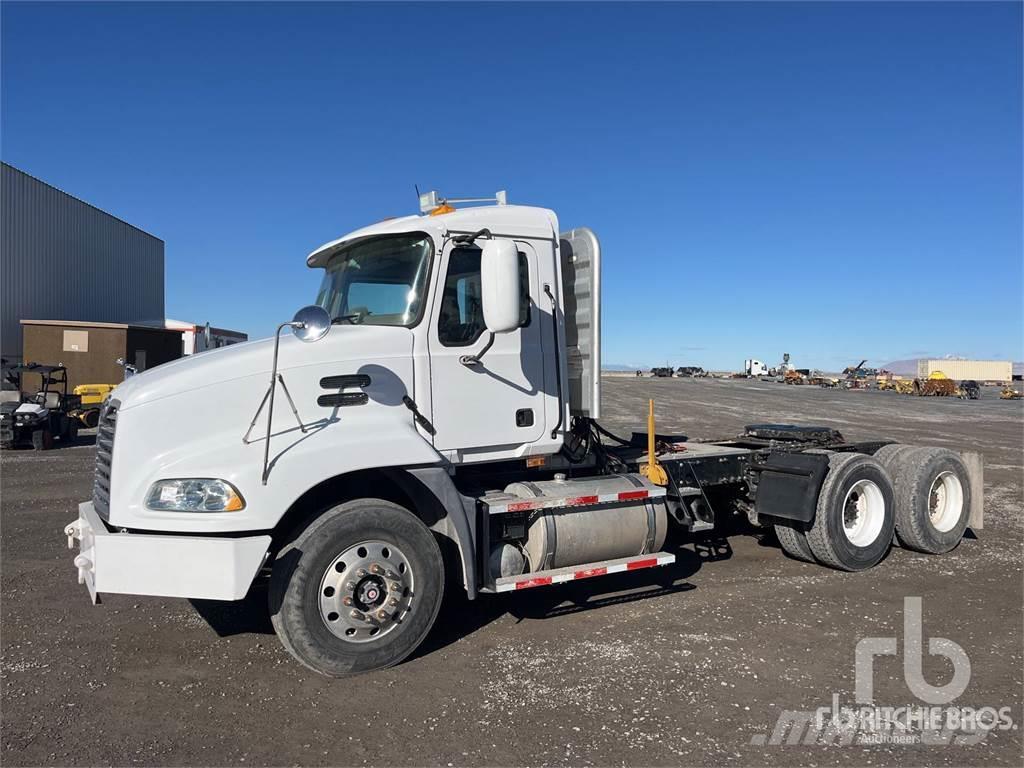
65, 191, 983, 677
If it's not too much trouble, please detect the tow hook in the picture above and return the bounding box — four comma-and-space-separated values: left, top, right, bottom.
65, 520, 83, 549
73, 554, 93, 585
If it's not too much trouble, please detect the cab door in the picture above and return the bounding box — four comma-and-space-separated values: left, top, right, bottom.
426, 240, 546, 457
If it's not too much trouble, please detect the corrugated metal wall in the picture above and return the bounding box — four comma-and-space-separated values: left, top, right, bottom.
1, 163, 164, 361
918, 359, 1012, 382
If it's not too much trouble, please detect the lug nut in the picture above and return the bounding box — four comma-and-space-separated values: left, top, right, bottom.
390, 581, 402, 593
376, 609, 388, 621
388, 597, 400, 607
342, 596, 353, 606
350, 609, 365, 621
356, 568, 368, 578
345, 581, 356, 592
370, 563, 384, 575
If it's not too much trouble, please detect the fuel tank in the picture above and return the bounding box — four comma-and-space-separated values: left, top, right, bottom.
503, 475, 668, 571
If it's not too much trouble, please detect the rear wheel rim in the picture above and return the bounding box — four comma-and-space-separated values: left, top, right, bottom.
318, 540, 414, 644
841, 479, 886, 546
929, 471, 964, 533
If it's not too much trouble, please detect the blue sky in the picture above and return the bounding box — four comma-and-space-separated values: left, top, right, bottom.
3, 2, 1021, 370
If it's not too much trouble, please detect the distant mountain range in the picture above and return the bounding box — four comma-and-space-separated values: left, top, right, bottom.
880, 359, 921, 375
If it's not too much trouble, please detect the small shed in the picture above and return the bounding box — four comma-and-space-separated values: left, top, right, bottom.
20, 320, 183, 389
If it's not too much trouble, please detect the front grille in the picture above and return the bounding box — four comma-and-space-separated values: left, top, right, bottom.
92, 399, 119, 521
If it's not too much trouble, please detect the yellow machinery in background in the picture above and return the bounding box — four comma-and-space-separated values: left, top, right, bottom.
914, 370, 957, 397
70, 383, 115, 427
893, 379, 916, 394
1001, 385, 1023, 400
877, 375, 914, 394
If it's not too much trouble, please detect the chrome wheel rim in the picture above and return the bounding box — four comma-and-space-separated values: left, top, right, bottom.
929, 471, 964, 533
318, 540, 414, 643
842, 479, 886, 547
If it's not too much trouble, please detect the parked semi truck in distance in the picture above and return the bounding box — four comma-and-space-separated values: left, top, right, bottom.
744, 359, 769, 377
65, 191, 984, 677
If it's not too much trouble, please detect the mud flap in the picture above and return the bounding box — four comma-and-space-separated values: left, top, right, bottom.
961, 450, 984, 531
753, 452, 830, 523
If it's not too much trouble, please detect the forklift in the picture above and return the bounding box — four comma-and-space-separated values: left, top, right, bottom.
0, 364, 80, 450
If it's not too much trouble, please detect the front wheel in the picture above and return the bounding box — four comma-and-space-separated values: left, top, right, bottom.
269, 498, 444, 677
31, 429, 54, 451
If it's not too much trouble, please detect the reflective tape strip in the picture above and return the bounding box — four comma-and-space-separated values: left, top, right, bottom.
495, 552, 674, 593
488, 486, 666, 515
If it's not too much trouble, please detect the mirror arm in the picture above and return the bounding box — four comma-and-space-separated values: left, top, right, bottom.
459, 332, 495, 367
249, 320, 308, 485
452, 228, 492, 246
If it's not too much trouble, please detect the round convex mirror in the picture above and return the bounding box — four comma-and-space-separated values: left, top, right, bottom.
291, 305, 331, 343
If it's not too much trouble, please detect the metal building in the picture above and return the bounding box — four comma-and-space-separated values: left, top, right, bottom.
1, 163, 164, 363
917, 359, 1012, 383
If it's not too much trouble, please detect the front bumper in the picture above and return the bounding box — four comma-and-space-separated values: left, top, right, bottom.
64, 502, 272, 602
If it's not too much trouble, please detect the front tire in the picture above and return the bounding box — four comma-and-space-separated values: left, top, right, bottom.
806, 453, 895, 571
31, 429, 53, 451
269, 498, 444, 677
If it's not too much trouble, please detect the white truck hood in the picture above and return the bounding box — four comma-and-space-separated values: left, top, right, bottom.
111, 324, 413, 411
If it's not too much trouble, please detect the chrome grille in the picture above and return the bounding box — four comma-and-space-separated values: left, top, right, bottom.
92, 399, 119, 521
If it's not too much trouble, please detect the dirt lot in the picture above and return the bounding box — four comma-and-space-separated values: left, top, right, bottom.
2, 378, 1022, 766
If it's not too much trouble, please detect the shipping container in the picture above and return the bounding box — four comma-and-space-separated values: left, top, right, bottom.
916, 359, 1012, 383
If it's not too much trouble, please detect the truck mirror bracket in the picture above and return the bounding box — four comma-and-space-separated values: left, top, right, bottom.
459, 334, 495, 367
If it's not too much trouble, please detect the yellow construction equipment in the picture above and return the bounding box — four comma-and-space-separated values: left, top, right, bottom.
1001, 385, 1023, 400
74, 384, 115, 405
914, 371, 956, 397
639, 399, 669, 486
70, 383, 115, 427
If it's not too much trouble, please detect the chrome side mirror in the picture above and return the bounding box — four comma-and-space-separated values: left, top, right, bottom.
291, 305, 331, 343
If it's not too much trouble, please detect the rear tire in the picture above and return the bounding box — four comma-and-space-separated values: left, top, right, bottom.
882, 447, 971, 554
774, 520, 816, 563
806, 453, 895, 571
269, 498, 444, 677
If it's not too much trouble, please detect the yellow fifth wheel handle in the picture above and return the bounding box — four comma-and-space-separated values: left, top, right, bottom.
640, 398, 669, 486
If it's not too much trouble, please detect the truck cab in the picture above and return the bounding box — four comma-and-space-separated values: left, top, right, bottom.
65, 191, 982, 678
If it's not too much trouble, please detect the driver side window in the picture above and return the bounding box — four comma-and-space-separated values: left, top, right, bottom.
438, 247, 530, 347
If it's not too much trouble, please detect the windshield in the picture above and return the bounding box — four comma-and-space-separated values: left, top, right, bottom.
315, 233, 433, 327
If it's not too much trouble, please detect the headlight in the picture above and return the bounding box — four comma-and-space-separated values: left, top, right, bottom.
145, 479, 245, 512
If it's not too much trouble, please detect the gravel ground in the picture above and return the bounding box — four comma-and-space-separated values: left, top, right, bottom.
2, 377, 1022, 766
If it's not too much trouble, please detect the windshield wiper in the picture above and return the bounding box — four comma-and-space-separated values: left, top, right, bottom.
331, 314, 363, 325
